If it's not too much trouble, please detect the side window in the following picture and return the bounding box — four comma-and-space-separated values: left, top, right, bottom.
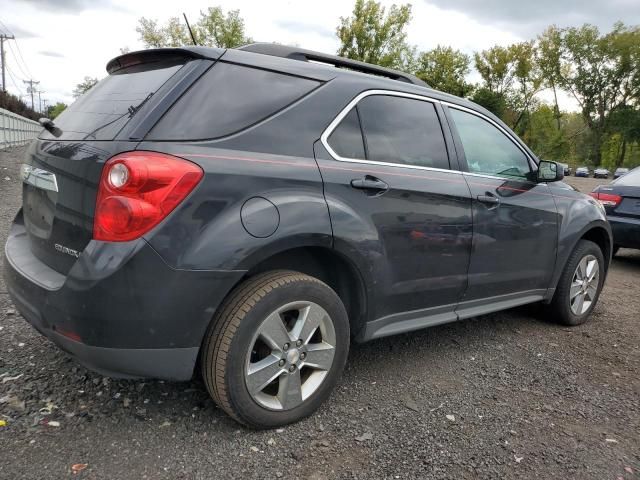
327, 108, 366, 159
449, 108, 531, 178
357, 95, 449, 169
148, 62, 320, 140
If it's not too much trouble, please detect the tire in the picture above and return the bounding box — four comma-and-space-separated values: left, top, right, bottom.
548, 240, 605, 326
201, 270, 350, 428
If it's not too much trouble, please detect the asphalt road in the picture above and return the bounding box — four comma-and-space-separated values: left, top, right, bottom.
1, 146, 639, 479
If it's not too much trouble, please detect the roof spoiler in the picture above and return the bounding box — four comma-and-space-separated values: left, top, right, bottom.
106, 47, 224, 74
238, 43, 428, 87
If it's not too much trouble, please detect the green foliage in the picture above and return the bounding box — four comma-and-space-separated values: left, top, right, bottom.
415, 46, 473, 97
336, 0, 415, 70
72, 77, 98, 98
47, 102, 67, 119
470, 87, 507, 118
137, 7, 251, 49
0, 90, 39, 120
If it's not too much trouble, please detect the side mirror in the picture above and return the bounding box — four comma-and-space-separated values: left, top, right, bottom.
537, 160, 564, 183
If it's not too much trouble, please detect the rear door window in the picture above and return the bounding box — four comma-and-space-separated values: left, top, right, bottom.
148, 62, 321, 141
326, 94, 450, 170
45, 60, 185, 141
327, 108, 366, 159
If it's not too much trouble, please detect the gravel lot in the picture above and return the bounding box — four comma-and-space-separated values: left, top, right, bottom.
1, 146, 638, 479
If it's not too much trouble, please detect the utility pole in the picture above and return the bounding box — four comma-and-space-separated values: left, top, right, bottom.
23, 79, 39, 110
0, 33, 15, 92
42, 99, 48, 116
37, 90, 45, 113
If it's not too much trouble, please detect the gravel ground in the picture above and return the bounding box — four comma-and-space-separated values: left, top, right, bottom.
1, 146, 639, 479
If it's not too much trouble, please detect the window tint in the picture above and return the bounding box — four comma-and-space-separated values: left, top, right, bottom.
327, 108, 365, 159
449, 108, 531, 178
46, 60, 184, 141
149, 62, 320, 140
614, 166, 640, 186
356, 95, 449, 169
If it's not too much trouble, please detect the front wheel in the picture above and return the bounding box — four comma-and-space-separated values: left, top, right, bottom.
201, 271, 350, 428
548, 240, 605, 326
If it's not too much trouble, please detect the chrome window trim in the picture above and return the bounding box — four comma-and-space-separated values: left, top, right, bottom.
442, 101, 537, 174
319, 89, 462, 175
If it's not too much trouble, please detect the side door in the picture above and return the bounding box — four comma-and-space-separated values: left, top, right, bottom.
314, 91, 473, 339
444, 104, 559, 314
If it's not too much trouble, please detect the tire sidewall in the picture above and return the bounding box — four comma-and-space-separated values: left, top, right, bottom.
555, 240, 605, 325
224, 278, 350, 428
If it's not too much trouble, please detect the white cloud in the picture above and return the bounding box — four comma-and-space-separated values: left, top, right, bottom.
0, 0, 626, 111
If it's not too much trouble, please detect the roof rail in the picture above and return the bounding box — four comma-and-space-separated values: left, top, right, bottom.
238, 43, 428, 87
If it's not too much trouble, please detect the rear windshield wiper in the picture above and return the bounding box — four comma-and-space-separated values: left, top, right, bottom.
83, 92, 154, 140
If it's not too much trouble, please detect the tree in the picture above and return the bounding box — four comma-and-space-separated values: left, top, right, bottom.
47, 102, 67, 119
415, 45, 473, 97
474, 42, 543, 133
336, 0, 415, 70
137, 7, 251, 49
73, 77, 98, 98
537, 26, 564, 130
558, 23, 640, 165
470, 87, 507, 118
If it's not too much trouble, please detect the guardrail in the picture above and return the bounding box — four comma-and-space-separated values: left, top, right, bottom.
0, 107, 41, 150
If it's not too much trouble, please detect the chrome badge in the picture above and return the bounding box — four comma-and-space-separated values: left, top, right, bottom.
54, 243, 80, 258
20, 164, 59, 193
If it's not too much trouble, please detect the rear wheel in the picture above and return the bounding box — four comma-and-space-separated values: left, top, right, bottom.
201, 271, 349, 428
548, 240, 605, 326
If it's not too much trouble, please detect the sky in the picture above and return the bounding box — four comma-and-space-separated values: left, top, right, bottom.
0, 0, 638, 111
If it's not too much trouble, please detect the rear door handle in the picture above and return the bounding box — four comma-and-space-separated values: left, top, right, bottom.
350, 176, 389, 193
477, 194, 500, 208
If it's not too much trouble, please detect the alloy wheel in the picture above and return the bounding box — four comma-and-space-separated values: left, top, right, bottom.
245, 301, 336, 410
569, 254, 600, 315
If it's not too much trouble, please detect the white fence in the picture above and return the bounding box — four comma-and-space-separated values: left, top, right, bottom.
0, 107, 41, 150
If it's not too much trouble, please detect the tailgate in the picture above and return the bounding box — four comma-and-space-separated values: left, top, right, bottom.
21, 140, 136, 274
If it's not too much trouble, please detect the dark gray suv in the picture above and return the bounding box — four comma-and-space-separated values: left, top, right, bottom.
4, 44, 612, 428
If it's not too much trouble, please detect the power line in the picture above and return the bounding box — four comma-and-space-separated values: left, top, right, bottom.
0, 20, 35, 85
12, 38, 34, 80
6, 41, 31, 80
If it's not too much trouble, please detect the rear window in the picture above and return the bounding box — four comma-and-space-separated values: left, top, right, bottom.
46, 60, 185, 141
147, 62, 321, 141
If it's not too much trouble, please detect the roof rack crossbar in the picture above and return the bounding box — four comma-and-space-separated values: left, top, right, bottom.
238, 43, 428, 87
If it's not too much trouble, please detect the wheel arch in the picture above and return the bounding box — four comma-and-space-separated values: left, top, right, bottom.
550, 220, 612, 295
241, 245, 369, 338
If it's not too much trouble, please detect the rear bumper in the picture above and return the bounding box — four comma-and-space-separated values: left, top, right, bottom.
4, 212, 245, 380
609, 215, 640, 249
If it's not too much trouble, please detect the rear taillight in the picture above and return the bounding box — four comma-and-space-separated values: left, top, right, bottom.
588, 191, 622, 207
94, 151, 203, 242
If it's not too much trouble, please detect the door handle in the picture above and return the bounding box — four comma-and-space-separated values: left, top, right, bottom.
477, 194, 500, 208
350, 176, 389, 193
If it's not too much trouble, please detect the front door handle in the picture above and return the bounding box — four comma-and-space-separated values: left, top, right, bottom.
477, 194, 500, 208
350, 176, 389, 194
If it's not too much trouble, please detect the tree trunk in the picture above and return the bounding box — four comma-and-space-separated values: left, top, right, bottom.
552, 84, 561, 131
618, 136, 627, 167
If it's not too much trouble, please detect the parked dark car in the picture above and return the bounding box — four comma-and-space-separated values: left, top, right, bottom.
594, 168, 610, 179
590, 166, 640, 253
4, 44, 612, 428
575, 166, 590, 177
614, 167, 629, 179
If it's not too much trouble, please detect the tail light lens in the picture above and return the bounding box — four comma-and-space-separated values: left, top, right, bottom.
94, 151, 203, 242
589, 191, 622, 207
